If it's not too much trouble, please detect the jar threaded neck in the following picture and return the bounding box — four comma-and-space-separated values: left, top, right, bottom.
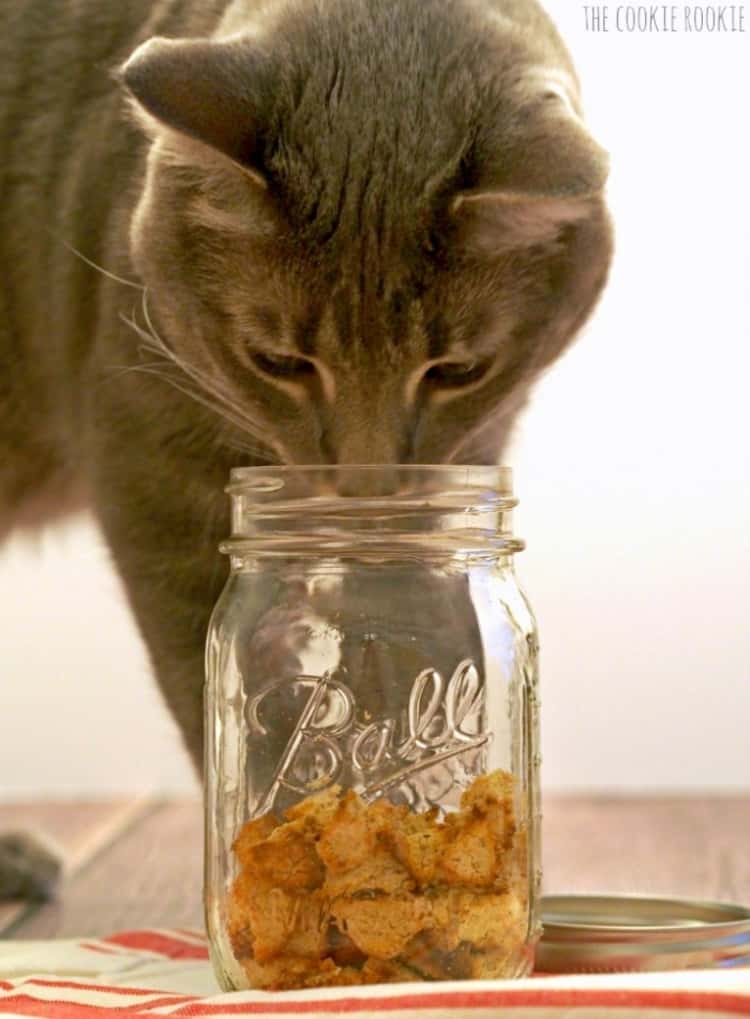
221, 466, 522, 558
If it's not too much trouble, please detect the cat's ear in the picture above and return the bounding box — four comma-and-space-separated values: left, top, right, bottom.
119, 36, 269, 186
451, 89, 609, 254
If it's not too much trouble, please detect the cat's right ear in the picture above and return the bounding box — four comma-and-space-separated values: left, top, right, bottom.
117, 36, 270, 187
451, 86, 610, 256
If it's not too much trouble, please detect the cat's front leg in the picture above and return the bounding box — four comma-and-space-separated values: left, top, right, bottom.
89, 445, 232, 776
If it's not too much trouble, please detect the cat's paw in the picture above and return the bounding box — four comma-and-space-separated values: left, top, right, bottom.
0, 830, 64, 901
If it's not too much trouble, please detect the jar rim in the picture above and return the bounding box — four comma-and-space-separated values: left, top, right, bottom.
226, 464, 513, 496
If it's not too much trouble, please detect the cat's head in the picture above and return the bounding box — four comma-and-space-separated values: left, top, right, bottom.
120, 0, 612, 466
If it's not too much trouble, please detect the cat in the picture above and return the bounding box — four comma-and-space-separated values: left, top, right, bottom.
0, 0, 612, 898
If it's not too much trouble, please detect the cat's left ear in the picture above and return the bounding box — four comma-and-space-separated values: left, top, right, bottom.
451, 86, 610, 253
118, 36, 270, 186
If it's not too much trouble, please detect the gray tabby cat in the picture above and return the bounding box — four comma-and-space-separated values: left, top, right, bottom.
0, 0, 611, 895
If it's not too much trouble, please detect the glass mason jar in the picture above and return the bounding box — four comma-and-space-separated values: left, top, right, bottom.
204, 466, 541, 991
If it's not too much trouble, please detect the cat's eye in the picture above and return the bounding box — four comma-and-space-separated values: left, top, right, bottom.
251, 351, 316, 379
424, 359, 490, 387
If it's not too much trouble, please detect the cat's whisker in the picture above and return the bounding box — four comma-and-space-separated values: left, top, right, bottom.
102, 360, 176, 382
121, 362, 277, 463
448, 405, 511, 465
46, 229, 146, 291
118, 349, 255, 436
134, 297, 272, 439
131, 300, 221, 398
129, 324, 258, 434
118, 310, 280, 464
223, 435, 278, 461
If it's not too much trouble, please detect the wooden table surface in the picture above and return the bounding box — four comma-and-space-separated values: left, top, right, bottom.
1, 795, 748, 940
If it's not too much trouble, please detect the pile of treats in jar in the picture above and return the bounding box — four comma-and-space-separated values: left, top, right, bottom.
226, 769, 529, 989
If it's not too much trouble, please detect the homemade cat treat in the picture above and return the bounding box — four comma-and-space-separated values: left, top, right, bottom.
225, 769, 529, 990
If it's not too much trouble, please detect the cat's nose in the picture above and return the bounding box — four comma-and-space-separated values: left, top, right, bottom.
334, 466, 402, 498
322, 381, 415, 487
325, 418, 413, 489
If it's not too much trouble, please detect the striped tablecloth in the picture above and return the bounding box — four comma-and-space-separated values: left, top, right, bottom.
0, 929, 748, 1018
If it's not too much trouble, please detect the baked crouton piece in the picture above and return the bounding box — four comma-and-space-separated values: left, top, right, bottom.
461, 769, 516, 851
438, 815, 499, 887
388, 808, 447, 886
316, 791, 374, 872
322, 847, 414, 898
231, 813, 278, 869
284, 785, 342, 830
243, 821, 324, 893
424, 888, 525, 953
332, 896, 427, 959
242, 955, 360, 990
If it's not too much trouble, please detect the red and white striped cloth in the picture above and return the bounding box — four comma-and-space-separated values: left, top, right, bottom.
0, 929, 748, 1018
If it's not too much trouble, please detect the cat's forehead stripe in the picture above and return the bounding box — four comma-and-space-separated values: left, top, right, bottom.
290, 289, 498, 362
426, 318, 451, 362
251, 306, 282, 339
292, 303, 324, 356
330, 289, 352, 352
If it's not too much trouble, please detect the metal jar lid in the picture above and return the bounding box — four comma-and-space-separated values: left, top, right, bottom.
537, 893, 750, 973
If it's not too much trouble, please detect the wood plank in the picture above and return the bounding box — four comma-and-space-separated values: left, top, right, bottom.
542, 795, 750, 904
0, 799, 157, 937
12, 801, 204, 939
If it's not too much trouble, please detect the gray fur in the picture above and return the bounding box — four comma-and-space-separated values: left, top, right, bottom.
0, 0, 612, 800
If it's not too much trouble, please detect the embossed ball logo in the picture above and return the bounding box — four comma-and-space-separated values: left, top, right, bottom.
248, 660, 490, 813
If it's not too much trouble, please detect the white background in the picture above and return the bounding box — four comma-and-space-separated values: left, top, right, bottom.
1, 0, 748, 798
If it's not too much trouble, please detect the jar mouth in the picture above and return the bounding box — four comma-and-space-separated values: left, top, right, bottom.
226, 465, 513, 497
222, 465, 522, 558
